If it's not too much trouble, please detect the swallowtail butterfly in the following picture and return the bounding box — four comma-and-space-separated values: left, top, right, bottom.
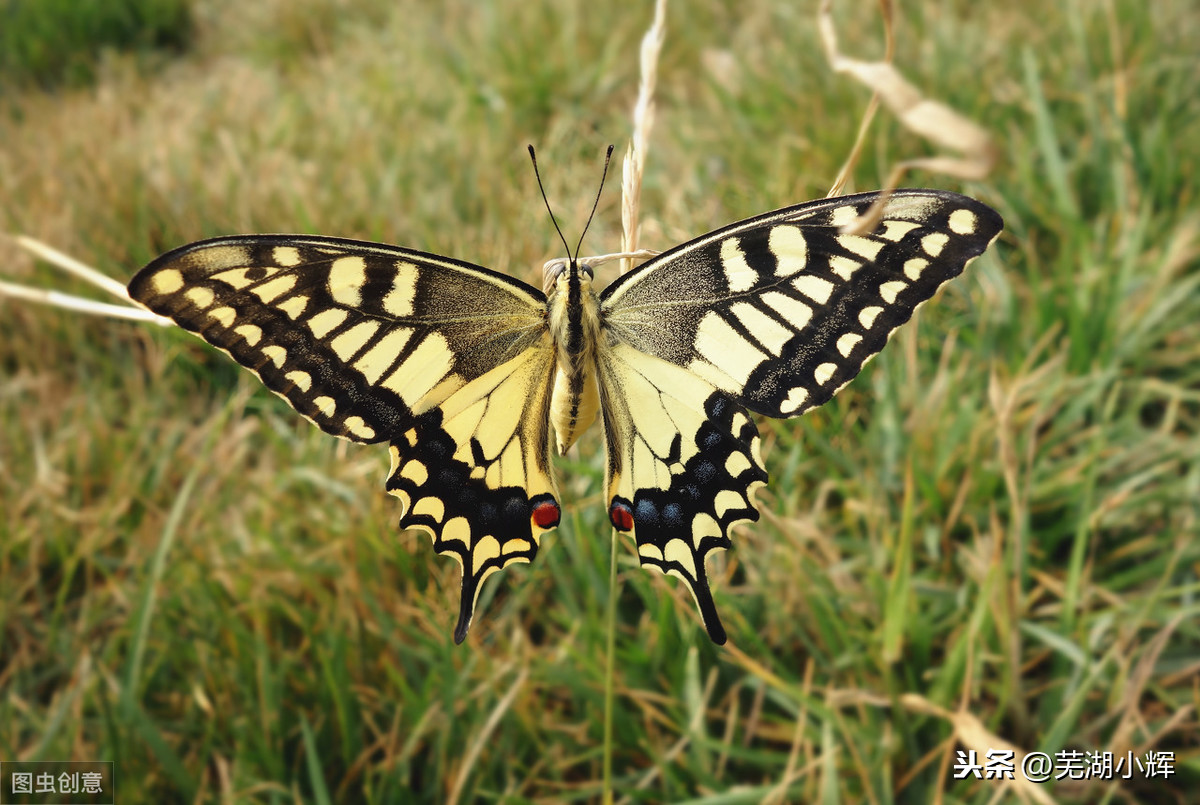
129, 179, 1002, 644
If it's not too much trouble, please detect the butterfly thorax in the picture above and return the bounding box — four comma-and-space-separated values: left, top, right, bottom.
546, 258, 602, 455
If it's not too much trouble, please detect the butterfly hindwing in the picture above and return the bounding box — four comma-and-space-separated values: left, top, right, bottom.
129, 235, 561, 641
602, 189, 1004, 418
386, 345, 561, 643
597, 343, 766, 644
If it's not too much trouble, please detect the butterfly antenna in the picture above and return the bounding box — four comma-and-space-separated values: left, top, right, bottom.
574, 144, 615, 263
528, 145, 573, 263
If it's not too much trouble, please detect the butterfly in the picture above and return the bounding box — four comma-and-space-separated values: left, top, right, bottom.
128, 177, 1002, 645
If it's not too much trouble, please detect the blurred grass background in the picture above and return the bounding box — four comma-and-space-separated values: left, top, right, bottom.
0, 0, 193, 91
1, 0, 1197, 802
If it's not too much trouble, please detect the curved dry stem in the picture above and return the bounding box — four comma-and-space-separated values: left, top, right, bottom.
818, 0, 997, 234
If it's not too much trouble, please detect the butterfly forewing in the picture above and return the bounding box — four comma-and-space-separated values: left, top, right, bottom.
601, 190, 1004, 419
129, 235, 562, 642
130, 236, 549, 439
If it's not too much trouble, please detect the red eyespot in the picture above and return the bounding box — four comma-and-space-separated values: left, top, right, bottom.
530, 496, 560, 529
608, 499, 634, 532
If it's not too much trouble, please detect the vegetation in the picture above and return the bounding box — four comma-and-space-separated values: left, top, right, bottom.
1, 0, 1196, 802
0, 0, 193, 90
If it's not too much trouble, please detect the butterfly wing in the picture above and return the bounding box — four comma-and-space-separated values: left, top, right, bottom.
595, 343, 766, 644
129, 235, 560, 641
602, 190, 1004, 416
599, 190, 1003, 641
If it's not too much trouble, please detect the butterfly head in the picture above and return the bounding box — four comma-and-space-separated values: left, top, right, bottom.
542, 256, 595, 296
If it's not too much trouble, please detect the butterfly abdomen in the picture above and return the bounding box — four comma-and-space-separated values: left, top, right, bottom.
547, 259, 603, 455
